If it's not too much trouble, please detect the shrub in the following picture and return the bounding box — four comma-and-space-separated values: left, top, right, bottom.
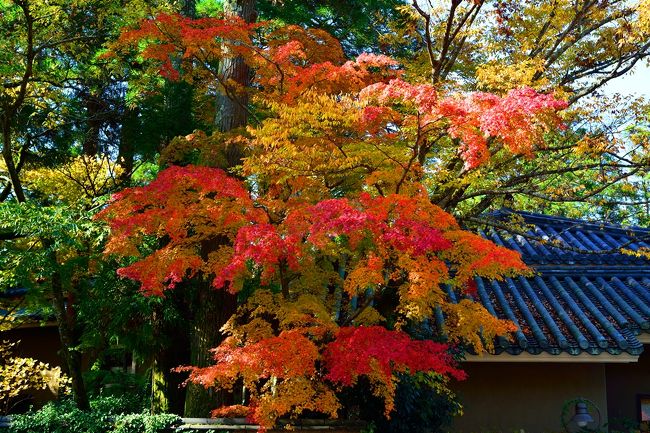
347, 372, 462, 433
8, 399, 108, 433
112, 413, 181, 433
8, 396, 181, 433
0, 341, 69, 415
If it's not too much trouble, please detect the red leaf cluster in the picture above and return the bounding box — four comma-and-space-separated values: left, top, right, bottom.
360, 79, 567, 169
322, 325, 465, 415
97, 165, 265, 295
439, 87, 567, 168
186, 330, 320, 389
323, 326, 466, 386
114, 15, 400, 105
99, 165, 527, 307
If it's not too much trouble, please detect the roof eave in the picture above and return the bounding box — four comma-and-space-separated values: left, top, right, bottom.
464, 352, 639, 363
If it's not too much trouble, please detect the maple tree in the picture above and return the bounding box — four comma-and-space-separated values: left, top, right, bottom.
98, 164, 529, 427
97, 13, 570, 429
106, 1, 650, 228
1, 0, 648, 429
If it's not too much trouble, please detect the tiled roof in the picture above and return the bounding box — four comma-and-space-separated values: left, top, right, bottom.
0, 288, 47, 321
468, 211, 650, 356
0, 287, 28, 298
483, 210, 650, 267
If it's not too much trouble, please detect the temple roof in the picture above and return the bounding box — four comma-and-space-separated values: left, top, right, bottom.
467, 211, 650, 356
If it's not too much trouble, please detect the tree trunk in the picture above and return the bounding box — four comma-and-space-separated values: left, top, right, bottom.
150, 314, 189, 415
215, 50, 250, 132
182, 0, 196, 18
50, 259, 89, 410
215, 0, 257, 166
183, 289, 237, 417
183, 1, 256, 417
82, 92, 104, 157
1, 121, 26, 203
118, 107, 137, 183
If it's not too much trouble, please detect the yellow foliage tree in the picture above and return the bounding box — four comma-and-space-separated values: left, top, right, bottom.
23, 156, 123, 205
0, 341, 69, 415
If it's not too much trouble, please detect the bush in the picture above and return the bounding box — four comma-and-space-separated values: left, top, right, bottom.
346, 372, 462, 433
8, 396, 181, 433
112, 413, 182, 433
0, 341, 70, 415
373, 372, 462, 433
84, 369, 149, 403
8, 399, 109, 433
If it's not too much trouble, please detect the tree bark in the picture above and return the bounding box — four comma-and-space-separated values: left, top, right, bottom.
118, 106, 137, 183
49, 255, 89, 410
82, 91, 105, 157
182, 0, 196, 18
215, 0, 257, 164
1, 121, 26, 203
183, 288, 237, 417
183, 0, 256, 417
150, 301, 189, 415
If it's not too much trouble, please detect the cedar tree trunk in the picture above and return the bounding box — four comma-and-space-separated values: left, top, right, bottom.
183, 0, 256, 417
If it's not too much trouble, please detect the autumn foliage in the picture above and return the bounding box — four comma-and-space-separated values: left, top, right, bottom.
99, 12, 567, 430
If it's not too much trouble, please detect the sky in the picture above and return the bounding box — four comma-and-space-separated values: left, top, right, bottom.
603, 62, 650, 98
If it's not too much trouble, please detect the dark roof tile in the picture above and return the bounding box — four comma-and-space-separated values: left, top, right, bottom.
484, 210, 650, 267
473, 274, 647, 355
469, 211, 650, 356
